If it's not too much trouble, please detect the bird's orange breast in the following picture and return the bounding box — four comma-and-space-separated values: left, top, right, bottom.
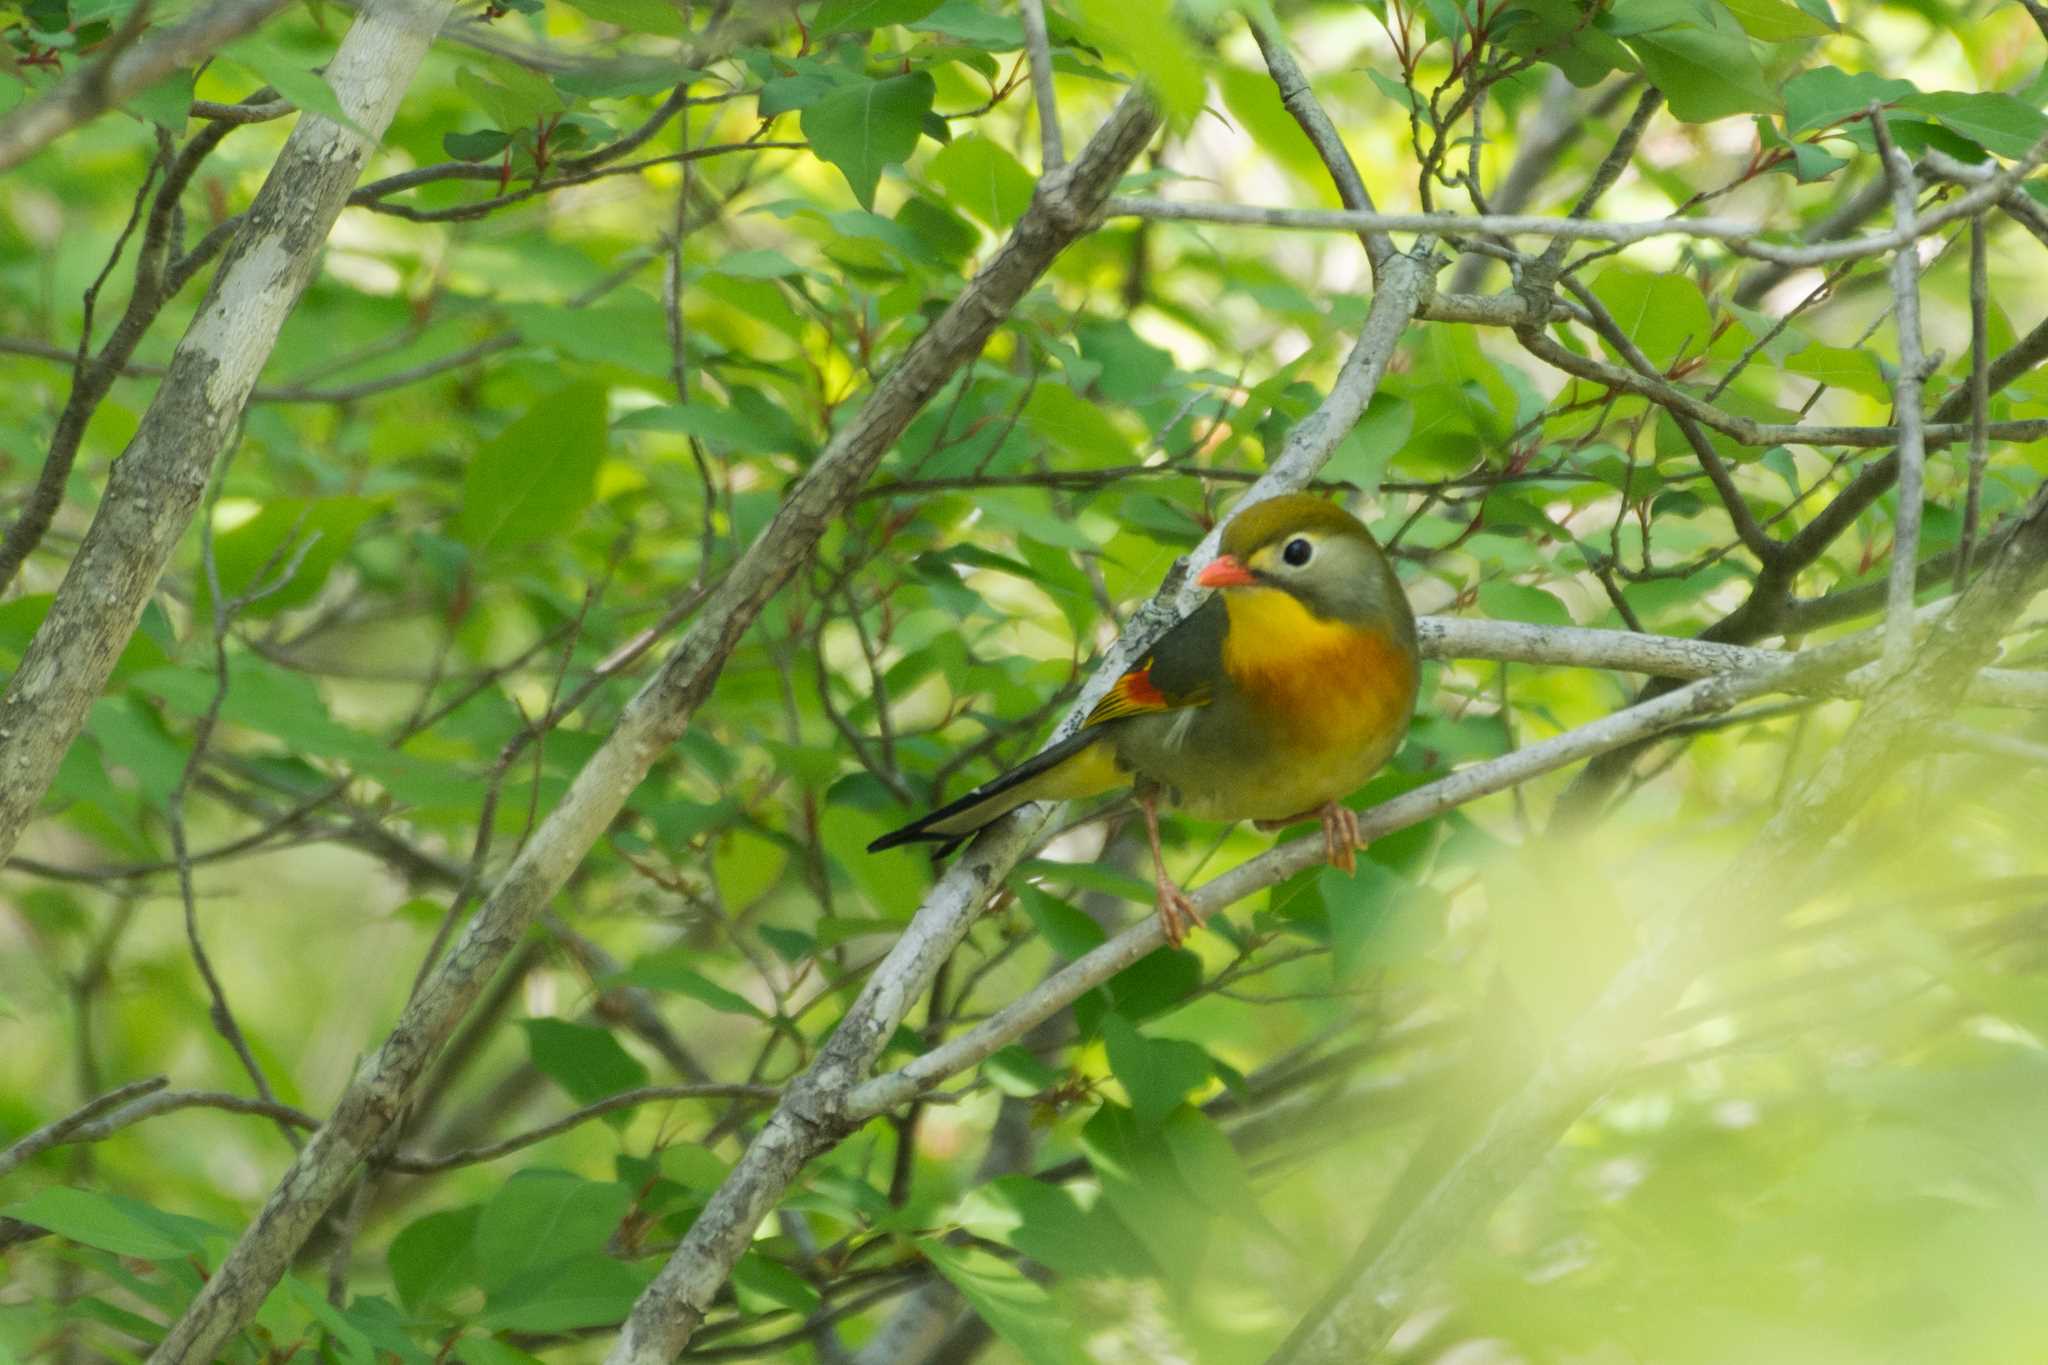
1220, 588, 1417, 754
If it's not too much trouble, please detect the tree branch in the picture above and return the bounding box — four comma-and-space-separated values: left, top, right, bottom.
0, 0, 291, 173
1871, 107, 1933, 671
0, 0, 457, 876
1107, 136, 2048, 264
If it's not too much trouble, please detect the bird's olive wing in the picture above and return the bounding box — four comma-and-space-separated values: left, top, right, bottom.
1081, 595, 1225, 727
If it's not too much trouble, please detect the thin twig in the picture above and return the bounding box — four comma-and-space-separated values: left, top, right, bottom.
0, 1076, 168, 1179
1958, 215, 1992, 591
1018, 0, 1063, 170
1872, 106, 1934, 672
1106, 133, 2048, 264
381, 1084, 779, 1173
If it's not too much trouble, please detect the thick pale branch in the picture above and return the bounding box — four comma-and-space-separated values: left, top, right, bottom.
1416, 616, 2048, 708
0, 0, 455, 877
1873, 109, 1931, 671
1108, 136, 2048, 263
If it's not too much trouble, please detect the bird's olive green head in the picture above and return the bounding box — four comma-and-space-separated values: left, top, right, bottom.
1208, 493, 1414, 639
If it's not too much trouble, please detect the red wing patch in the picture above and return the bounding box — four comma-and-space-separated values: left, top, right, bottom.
1083, 660, 1208, 727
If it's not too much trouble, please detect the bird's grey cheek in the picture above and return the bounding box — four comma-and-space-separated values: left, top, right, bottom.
1166, 710, 1199, 750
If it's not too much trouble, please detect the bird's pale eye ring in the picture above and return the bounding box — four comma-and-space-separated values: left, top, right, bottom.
1281, 536, 1314, 567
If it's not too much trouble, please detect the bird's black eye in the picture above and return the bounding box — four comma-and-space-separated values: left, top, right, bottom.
1282, 537, 1313, 567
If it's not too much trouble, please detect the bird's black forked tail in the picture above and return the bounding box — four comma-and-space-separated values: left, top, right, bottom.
867, 728, 1111, 854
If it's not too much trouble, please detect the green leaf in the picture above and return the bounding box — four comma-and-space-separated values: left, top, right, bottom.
456, 381, 607, 555
285, 1276, 380, 1365
926, 131, 1035, 228
224, 37, 369, 138
0, 1187, 216, 1261
481, 1253, 648, 1331
731, 1252, 822, 1316
1324, 393, 1413, 490
1075, 0, 1205, 125
911, 0, 1025, 47
1076, 319, 1175, 402
1017, 885, 1109, 958
800, 73, 937, 210
951, 1175, 1153, 1278
124, 67, 193, 129
1024, 382, 1132, 465
503, 299, 673, 376
388, 1206, 481, 1311
519, 1018, 650, 1106
1079, 1102, 1206, 1281
558, 0, 690, 33
1715, 0, 1831, 40
919, 1240, 1085, 1365
1477, 581, 1573, 628
443, 129, 511, 161
89, 693, 187, 806
1620, 27, 1776, 122
1161, 1107, 1277, 1237
605, 948, 770, 1019
1903, 91, 2048, 160
706, 249, 803, 279
1105, 944, 1201, 1022
983, 1045, 1063, 1097
812, 0, 944, 35
457, 64, 565, 133
1499, 0, 1634, 86
1590, 264, 1713, 368
1020, 857, 1153, 903
1787, 343, 1889, 400
617, 400, 778, 452
203, 496, 377, 620
458, 1339, 549, 1365
475, 1170, 635, 1290
1782, 66, 1917, 134
1101, 1013, 1213, 1127
554, 57, 697, 99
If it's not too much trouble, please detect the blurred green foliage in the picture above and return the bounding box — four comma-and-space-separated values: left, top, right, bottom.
1, 0, 2047, 1358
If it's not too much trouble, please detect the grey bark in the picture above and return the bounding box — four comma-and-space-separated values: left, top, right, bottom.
0, 0, 455, 873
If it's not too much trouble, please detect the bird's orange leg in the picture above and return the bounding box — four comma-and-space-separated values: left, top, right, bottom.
1139, 790, 1201, 947
1256, 801, 1364, 875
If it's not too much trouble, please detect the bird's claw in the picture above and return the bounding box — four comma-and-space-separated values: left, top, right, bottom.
1155, 878, 1203, 948
1255, 803, 1366, 875
1320, 802, 1362, 876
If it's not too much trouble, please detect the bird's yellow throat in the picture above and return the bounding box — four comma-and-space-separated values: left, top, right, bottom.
1220, 587, 1414, 747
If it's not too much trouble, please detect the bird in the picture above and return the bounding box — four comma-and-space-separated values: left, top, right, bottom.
867, 493, 1421, 947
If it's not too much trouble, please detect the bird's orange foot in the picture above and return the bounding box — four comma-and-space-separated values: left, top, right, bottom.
1319, 801, 1362, 875
1254, 804, 1365, 875
1155, 875, 1203, 948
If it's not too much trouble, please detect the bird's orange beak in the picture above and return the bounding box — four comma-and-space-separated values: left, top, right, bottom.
1197, 554, 1257, 589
